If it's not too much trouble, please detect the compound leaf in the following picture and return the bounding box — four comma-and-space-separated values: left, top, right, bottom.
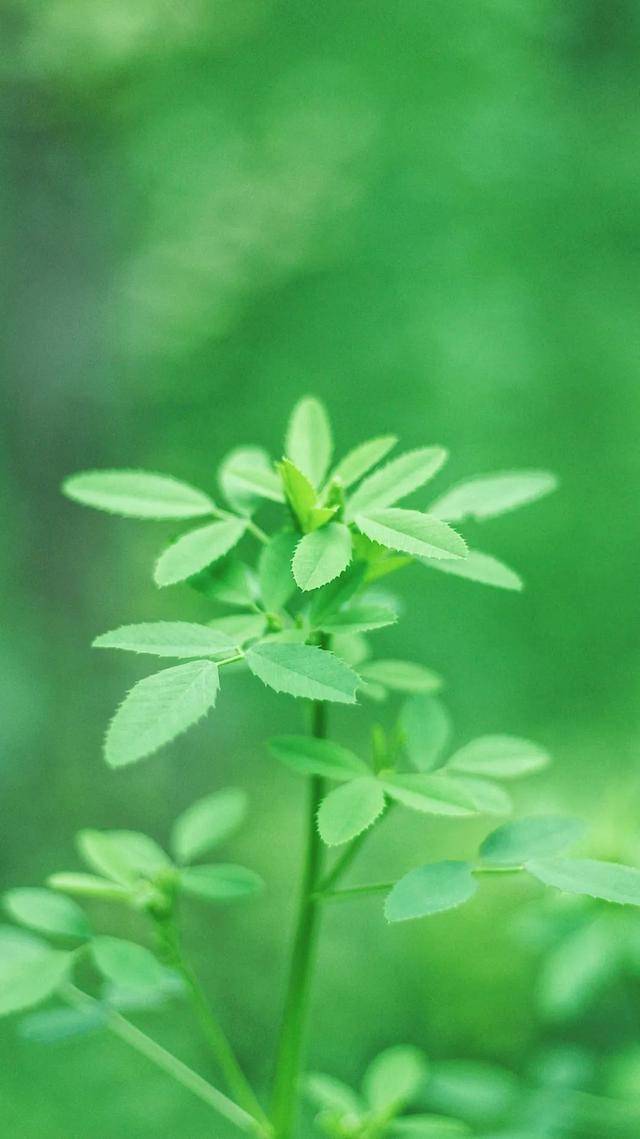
356, 509, 466, 561
154, 518, 247, 587
171, 788, 248, 864
93, 622, 237, 658
385, 861, 477, 923
346, 448, 448, 518
245, 642, 359, 704
293, 523, 352, 591
62, 469, 215, 520
430, 470, 558, 523
318, 778, 385, 846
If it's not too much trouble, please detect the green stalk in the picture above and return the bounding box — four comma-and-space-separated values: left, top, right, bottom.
270, 698, 326, 1139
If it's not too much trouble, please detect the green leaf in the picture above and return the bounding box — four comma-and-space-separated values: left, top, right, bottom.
19, 1005, 106, 1043
105, 660, 220, 768
318, 778, 386, 846
346, 448, 448, 519
446, 775, 512, 817
277, 458, 318, 530
4, 889, 90, 940
430, 470, 558, 523
356, 509, 466, 561
219, 446, 283, 513
538, 918, 615, 1020
208, 613, 267, 646
93, 622, 237, 658
382, 774, 477, 816
391, 1116, 470, 1137
171, 788, 247, 864
331, 632, 372, 668
421, 549, 523, 591
308, 563, 367, 627
62, 469, 216, 520
446, 736, 550, 779
401, 696, 452, 772
330, 435, 398, 489
77, 830, 171, 883
385, 861, 477, 923
268, 736, 368, 781
293, 523, 352, 592
189, 557, 257, 608
480, 817, 587, 867
154, 518, 247, 587
305, 1072, 364, 1115
314, 603, 397, 635
92, 937, 170, 990
526, 859, 640, 906
48, 874, 132, 901
285, 396, 333, 487
360, 660, 442, 695
259, 530, 298, 611
178, 864, 263, 902
364, 1045, 428, 1112
245, 642, 359, 704
0, 927, 73, 1017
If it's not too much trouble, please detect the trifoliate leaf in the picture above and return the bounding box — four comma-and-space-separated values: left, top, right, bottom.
178, 864, 263, 902
171, 788, 247, 864
48, 874, 131, 901
285, 396, 333, 487
360, 660, 442, 695
391, 1117, 470, 1137
446, 776, 512, 817
526, 859, 640, 906
259, 530, 298, 611
293, 523, 352, 591
92, 937, 170, 990
480, 817, 587, 867
385, 861, 477, 923
219, 446, 283, 513
401, 695, 452, 772
189, 557, 257, 608
314, 603, 397, 635
154, 518, 247, 587
346, 448, 448, 519
364, 1045, 429, 1112
62, 470, 215, 520
305, 1072, 364, 1115
330, 435, 398, 489
446, 736, 550, 779
208, 613, 267, 646
4, 889, 90, 940
268, 736, 368, 781
93, 622, 237, 658
105, 660, 220, 768
421, 549, 523, 591
356, 509, 466, 561
382, 774, 477, 817
245, 642, 359, 704
318, 777, 386, 846
0, 927, 73, 1016
429, 470, 558, 523
19, 1004, 106, 1044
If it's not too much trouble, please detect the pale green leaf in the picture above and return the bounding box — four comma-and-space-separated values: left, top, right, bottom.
105, 660, 220, 768
446, 736, 550, 779
259, 530, 298, 611
62, 469, 215, 520
93, 622, 237, 658
245, 642, 359, 704
361, 660, 442, 695
385, 861, 477, 923
314, 603, 397, 635
48, 874, 131, 901
285, 396, 333, 486
356, 509, 466, 561
219, 446, 283, 513
480, 817, 587, 867
391, 1116, 470, 1137
421, 549, 523, 591
538, 918, 615, 1020
19, 1005, 106, 1043
4, 889, 90, 940
401, 695, 452, 772
330, 435, 398, 489
364, 1045, 428, 1112
189, 557, 257, 608
154, 518, 247, 587
178, 864, 263, 902
208, 613, 267, 646
77, 830, 170, 883
277, 458, 317, 531
346, 448, 448, 519
268, 736, 368, 781
526, 859, 640, 906
293, 523, 352, 591
308, 564, 367, 627
317, 778, 385, 846
382, 774, 477, 817
446, 775, 512, 816
0, 927, 73, 1016
92, 937, 170, 990
331, 632, 372, 668
171, 788, 247, 864
430, 470, 558, 523
305, 1072, 364, 1115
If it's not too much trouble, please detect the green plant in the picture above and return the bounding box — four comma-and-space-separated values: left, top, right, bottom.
4, 396, 640, 1138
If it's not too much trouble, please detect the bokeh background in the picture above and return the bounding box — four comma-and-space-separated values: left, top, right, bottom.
3, 2, 640, 1136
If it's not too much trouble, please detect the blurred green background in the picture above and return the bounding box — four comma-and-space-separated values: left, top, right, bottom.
3, 1, 640, 1135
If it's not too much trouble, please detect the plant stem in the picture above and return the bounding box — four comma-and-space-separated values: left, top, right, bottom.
62, 985, 263, 1135
270, 698, 326, 1139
